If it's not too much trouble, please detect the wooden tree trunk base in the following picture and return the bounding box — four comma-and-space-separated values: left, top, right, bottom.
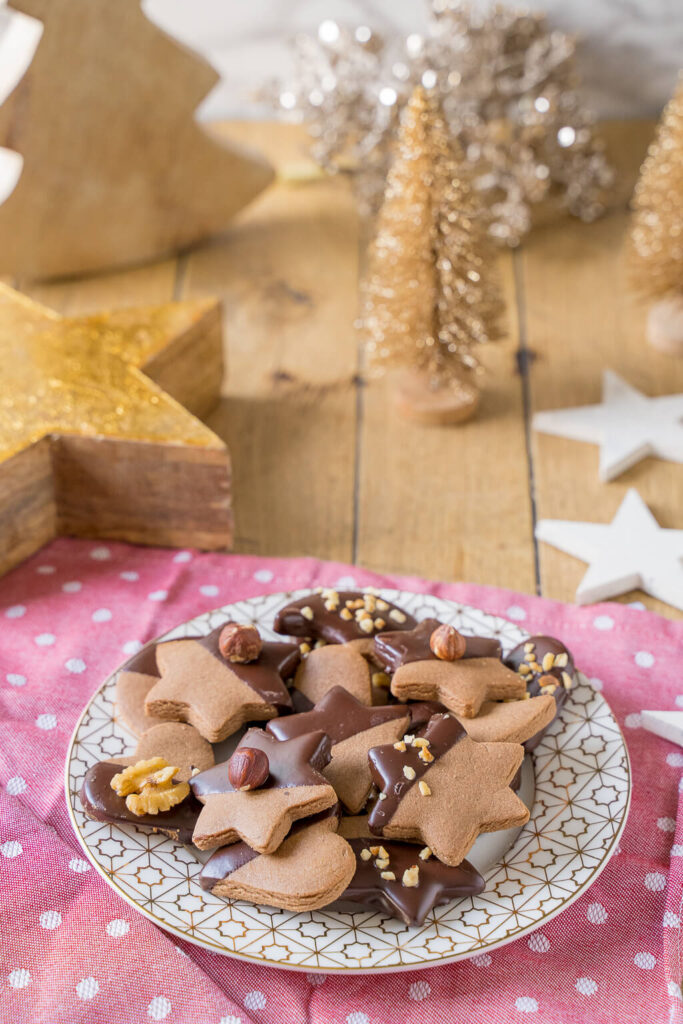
394, 368, 480, 426
647, 295, 683, 355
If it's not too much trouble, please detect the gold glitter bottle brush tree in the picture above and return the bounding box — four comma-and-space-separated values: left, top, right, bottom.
264, 1, 613, 247
360, 86, 504, 426
629, 73, 683, 355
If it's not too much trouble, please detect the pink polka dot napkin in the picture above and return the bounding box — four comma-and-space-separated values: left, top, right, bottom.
1, 538, 682, 1024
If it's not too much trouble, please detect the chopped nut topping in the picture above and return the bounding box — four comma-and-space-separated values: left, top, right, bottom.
324, 599, 339, 612
562, 671, 573, 689
299, 642, 311, 655
380, 871, 396, 881
524, 651, 536, 663
378, 846, 389, 859
339, 608, 353, 621
542, 652, 556, 672
418, 747, 434, 763
300, 606, 314, 621
403, 765, 416, 780
389, 609, 406, 623
376, 599, 389, 611
393, 740, 407, 752
314, 640, 326, 648
372, 672, 390, 688
418, 780, 431, 796
518, 663, 531, 675
374, 618, 386, 630
351, 598, 364, 609
540, 684, 557, 695
555, 652, 569, 668
530, 662, 543, 673
359, 618, 375, 634
378, 792, 387, 800
360, 848, 372, 861
411, 737, 430, 748
402, 865, 420, 888
419, 846, 432, 860
375, 858, 390, 870
524, 642, 535, 653
356, 609, 372, 621
364, 594, 377, 613
111, 758, 189, 816
369, 846, 380, 856
403, 734, 415, 744
523, 692, 531, 700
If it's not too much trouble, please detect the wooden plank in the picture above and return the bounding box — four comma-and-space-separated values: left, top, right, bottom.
17, 259, 177, 315
355, 251, 537, 590
523, 120, 683, 618
177, 122, 359, 562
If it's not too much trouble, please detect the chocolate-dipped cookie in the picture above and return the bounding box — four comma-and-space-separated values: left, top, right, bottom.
274, 590, 416, 644
374, 618, 501, 672
505, 636, 576, 751
335, 816, 485, 925
190, 729, 338, 853
267, 686, 427, 814
367, 713, 528, 866
199, 807, 355, 912
144, 624, 300, 743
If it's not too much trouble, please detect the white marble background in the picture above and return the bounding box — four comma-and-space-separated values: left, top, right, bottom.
141, 0, 683, 120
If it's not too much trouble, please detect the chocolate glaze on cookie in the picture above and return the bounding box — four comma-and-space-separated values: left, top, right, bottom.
199, 805, 341, 892
266, 686, 410, 744
374, 619, 502, 673
196, 628, 300, 711
334, 840, 485, 925
367, 713, 467, 834
80, 761, 200, 844
504, 636, 575, 752
191, 729, 333, 799
273, 591, 417, 644
123, 643, 160, 678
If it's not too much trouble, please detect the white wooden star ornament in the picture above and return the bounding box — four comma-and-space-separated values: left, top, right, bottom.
532, 370, 683, 481
536, 488, 683, 610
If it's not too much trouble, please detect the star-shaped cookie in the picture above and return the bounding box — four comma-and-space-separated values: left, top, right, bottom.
274, 589, 416, 644
337, 816, 484, 925
199, 807, 355, 912
190, 728, 338, 853
374, 618, 501, 672
144, 626, 300, 742
367, 713, 528, 865
267, 686, 424, 813
453, 694, 556, 744
390, 653, 525, 719
293, 642, 374, 707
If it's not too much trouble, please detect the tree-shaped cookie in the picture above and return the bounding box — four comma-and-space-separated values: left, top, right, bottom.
144, 623, 299, 742
361, 86, 503, 425
190, 729, 338, 853
0, 0, 274, 277
379, 621, 525, 716
200, 808, 355, 912
630, 75, 683, 353
367, 713, 528, 865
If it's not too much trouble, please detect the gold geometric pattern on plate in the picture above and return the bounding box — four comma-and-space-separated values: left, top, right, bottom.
65, 590, 631, 974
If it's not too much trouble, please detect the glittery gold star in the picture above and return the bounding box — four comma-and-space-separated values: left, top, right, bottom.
0, 284, 232, 573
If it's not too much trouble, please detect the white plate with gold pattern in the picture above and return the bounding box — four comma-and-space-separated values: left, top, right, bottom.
65, 590, 631, 973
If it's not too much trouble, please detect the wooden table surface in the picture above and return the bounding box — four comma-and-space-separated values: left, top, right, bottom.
17, 120, 683, 619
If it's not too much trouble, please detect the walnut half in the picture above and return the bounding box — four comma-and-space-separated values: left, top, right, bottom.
110, 757, 190, 816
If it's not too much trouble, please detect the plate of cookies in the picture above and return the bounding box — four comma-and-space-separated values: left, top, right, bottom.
65, 588, 631, 973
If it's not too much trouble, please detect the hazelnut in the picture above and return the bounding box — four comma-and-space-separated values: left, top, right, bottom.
228, 747, 270, 791
218, 622, 262, 663
429, 624, 467, 661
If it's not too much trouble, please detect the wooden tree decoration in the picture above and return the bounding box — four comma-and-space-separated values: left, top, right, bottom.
630, 75, 683, 355
362, 86, 503, 425
0, 0, 274, 279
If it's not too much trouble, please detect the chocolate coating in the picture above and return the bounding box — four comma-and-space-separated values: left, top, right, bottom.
191, 729, 332, 799
335, 840, 484, 925
273, 591, 417, 644
80, 761, 200, 844
504, 636, 575, 752
367, 713, 467, 834
199, 805, 341, 892
374, 619, 502, 673
122, 642, 159, 678
266, 686, 409, 745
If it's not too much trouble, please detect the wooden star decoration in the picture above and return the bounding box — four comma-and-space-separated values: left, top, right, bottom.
0, 283, 232, 574
536, 488, 683, 610
533, 370, 683, 481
